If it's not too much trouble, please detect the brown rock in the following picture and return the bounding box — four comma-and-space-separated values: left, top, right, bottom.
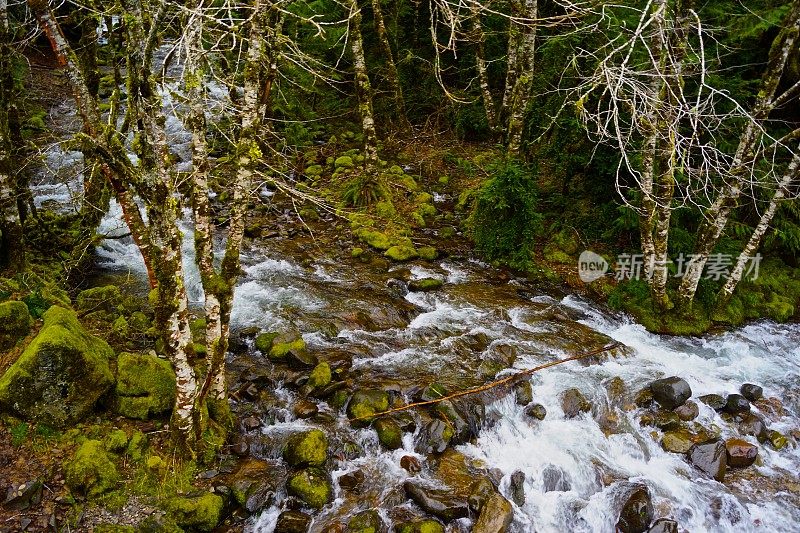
725, 438, 758, 468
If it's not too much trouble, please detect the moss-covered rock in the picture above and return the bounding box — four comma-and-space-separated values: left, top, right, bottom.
0, 300, 33, 350
65, 440, 120, 498
165, 492, 224, 532
104, 429, 129, 453
396, 520, 444, 533
287, 467, 331, 509
346, 390, 390, 427
126, 430, 148, 462
283, 429, 328, 467
307, 362, 331, 390
348, 509, 384, 532
355, 228, 392, 251
76, 285, 123, 315
114, 352, 177, 420
374, 418, 403, 450
269, 337, 307, 362
408, 278, 443, 292
384, 245, 419, 262
255, 331, 279, 353
0, 306, 114, 427
335, 156, 355, 169
418, 247, 438, 261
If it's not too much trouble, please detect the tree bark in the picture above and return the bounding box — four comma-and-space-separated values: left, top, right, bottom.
677, 0, 800, 307
505, 0, 537, 156
471, 3, 499, 136
348, 0, 379, 165
370, 0, 408, 128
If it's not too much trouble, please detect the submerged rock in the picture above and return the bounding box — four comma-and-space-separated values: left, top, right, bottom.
114, 352, 177, 420
661, 430, 695, 454
514, 381, 533, 406
65, 440, 119, 498
403, 481, 469, 521
348, 509, 386, 533
473, 493, 513, 533
415, 419, 453, 454
616, 483, 654, 533
283, 429, 328, 467
287, 467, 332, 509
0, 306, 114, 427
274, 510, 312, 533
650, 377, 691, 410
401, 455, 422, 474
725, 438, 758, 468
374, 418, 403, 450
561, 388, 591, 418
524, 403, 547, 421
542, 464, 571, 492
395, 520, 444, 533
740, 383, 763, 402
688, 441, 727, 482
408, 278, 444, 292
647, 518, 678, 533
230, 459, 283, 514
0, 300, 32, 350
698, 394, 726, 410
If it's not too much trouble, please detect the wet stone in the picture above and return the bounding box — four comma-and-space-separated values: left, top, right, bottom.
338, 469, 365, 491
737, 413, 769, 442
403, 481, 469, 521
473, 493, 513, 533
274, 510, 311, 533
674, 400, 699, 421
647, 518, 678, 533
293, 399, 319, 419
725, 438, 758, 468
616, 483, 654, 533
661, 430, 694, 454
542, 464, 571, 492
400, 455, 422, 474
698, 394, 726, 410
724, 394, 751, 415
688, 441, 727, 482
348, 509, 386, 533
652, 411, 681, 431
509, 470, 526, 506
740, 383, 763, 402
561, 388, 591, 418
242, 416, 261, 431
525, 403, 547, 421
650, 377, 691, 410
415, 419, 453, 454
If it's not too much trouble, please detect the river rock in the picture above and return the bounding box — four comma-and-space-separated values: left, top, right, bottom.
283, 429, 328, 467
740, 383, 763, 402
415, 419, 453, 454
525, 403, 547, 420
338, 469, 365, 491
114, 352, 177, 420
408, 278, 444, 292
348, 509, 386, 533
652, 411, 681, 431
293, 399, 319, 419
724, 394, 751, 414
395, 520, 444, 533
230, 459, 282, 514
509, 470, 526, 506
542, 464, 571, 492
725, 438, 758, 468
468, 477, 496, 512
561, 388, 590, 418
403, 481, 469, 521
274, 510, 311, 533
0, 306, 114, 427
616, 483, 654, 533
698, 394, 726, 410
287, 467, 332, 509
473, 493, 513, 533
401, 455, 422, 474
514, 381, 533, 405
0, 300, 32, 350
737, 412, 769, 442
661, 430, 694, 454
674, 400, 699, 421
767, 430, 788, 450
634, 388, 654, 408
346, 389, 389, 427
650, 377, 691, 410
374, 418, 403, 450
647, 518, 678, 533
688, 441, 726, 482
165, 492, 224, 532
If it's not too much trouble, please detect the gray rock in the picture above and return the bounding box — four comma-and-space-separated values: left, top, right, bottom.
616, 483, 654, 533
688, 441, 727, 482
650, 377, 691, 410
561, 388, 591, 418
509, 470, 526, 506
403, 481, 469, 521
542, 464, 571, 492
739, 383, 763, 402
647, 518, 678, 533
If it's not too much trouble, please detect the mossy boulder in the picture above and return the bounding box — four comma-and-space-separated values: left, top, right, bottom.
165, 492, 224, 532
374, 418, 403, 450
126, 430, 148, 462
287, 467, 332, 509
335, 156, 355, 169
283, 429, 328, 467
418, 246, 438, 261
65, 440, 120, 498
0, 300, 33, 350
0, 306, 114, 427
396, 520, 444, 533
348, 509, 384, 532
104, 429, 129, 453
255, 331, 279, 353
408, 278, 443, 292
355, 228, 392, 251
346, 389, 390, 427
76, 285, 123, 315
114, 352, 177, 420
269, 337, 308, 363
384, 245, 419, 262
307, 362, 331, 390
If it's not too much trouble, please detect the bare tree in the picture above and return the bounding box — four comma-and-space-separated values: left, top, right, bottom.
347, 0, 379, 165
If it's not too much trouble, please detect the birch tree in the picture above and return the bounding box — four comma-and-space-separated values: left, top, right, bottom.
370, 0, 408, 127
347, 0, 380, 165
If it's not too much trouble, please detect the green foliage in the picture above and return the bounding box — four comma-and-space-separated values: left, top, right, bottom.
468, 159, 543, 269
10, 422, 29, 447
342, 175, 387, 207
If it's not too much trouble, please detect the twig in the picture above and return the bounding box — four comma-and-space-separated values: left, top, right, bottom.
352, 341, 625, 421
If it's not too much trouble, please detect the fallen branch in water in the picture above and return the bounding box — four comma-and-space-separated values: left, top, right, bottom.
352, 341, 625, 422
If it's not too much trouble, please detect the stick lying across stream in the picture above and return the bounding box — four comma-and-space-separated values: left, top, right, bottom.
352, 340, 625, 422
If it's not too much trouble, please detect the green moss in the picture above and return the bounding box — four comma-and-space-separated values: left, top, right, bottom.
305, 164, 324, 177
0, 306, 115, 427
286, 467, 331, 509
111, 316, 129, 340
165, 492, 224, 532
408, 278, 443, 292
104, 429, 129, 453
388, 165, 405, 175
255, 331, 279, 353
269, 337, 306, 361
543, 243, 573, 264
418, 246, 438, 261
346, 390, 389, 427
126, 430, 148, 462
307, 362, 331, 390
384, 245, 419, 262
397, 520, 445, 533
115, 352, 177, 420
416, 203, 437, 218
352, 247, 365, 258
65, 440, 120, 498
373, 418, 402, 450
763, 293, 794, 322
76, 285, 123, 315
0, 300, 33, 350
348, 509, 383, 532
414, 192, 433, 204
355, 228, 392, 251
399, 174, 419, 191
283, 428, 328, 467
438, 175, 450, 185
335, 156, 355, 169
375, 200, 396, 218
190, 318, 206, 343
